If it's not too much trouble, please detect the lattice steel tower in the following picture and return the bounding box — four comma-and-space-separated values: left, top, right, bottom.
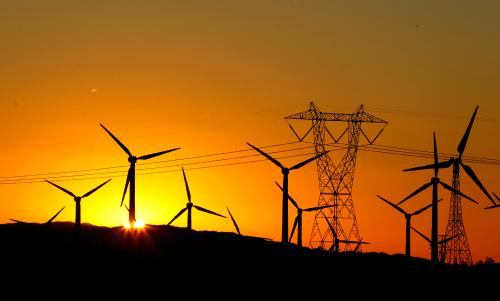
438, 106, 494, 265
285, 102, 387, 251
440, 163, 473, 265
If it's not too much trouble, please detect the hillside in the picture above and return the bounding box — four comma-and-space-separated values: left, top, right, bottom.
0, 222, 497, 295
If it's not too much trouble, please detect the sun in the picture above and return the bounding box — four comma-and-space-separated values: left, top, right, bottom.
123, 220, 145, 230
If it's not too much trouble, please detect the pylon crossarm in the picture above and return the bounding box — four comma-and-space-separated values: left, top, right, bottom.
326, 126, 348, 143
288, 123, 313, 142
360, 126, 386, 145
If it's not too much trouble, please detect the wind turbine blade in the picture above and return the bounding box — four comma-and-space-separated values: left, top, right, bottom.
167, 207, 187, 225
354, 242, 362, 253
82, 179, 111, 198
457, 106, 478, 159
338, 240, 369, 245
460, 162, 494, 204
289, 216, 299, 242
121, 167, 132, 207
403, 159, 453, 172
247, 142, 284, 169
182, 167, 191, 203
45, 180, 76, 198
377, 195, 407, 215
322, 213, 337, 240
439, 181, 478, 204
100, 124, 132, 157
433, 132, 439, 177
439, 233, 462, 245
304, 204, 336, 212
46, 206, 65, 224
484, 204, 500, 210
410, 226, 431, 243
193, 205, 226, 218
274, 181, 299, 210
411, 200, 439, 216
290, 151, 329, 170
10, 219, 26, 224
138, 148, 180, 160
494, 192, 499, 202
226, 207, 240, 235
397, 182, 432, 205
124, 204, 136, 223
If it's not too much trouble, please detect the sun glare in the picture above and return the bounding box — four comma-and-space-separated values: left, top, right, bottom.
124, 221, 145, 230
135, 220, 145, 228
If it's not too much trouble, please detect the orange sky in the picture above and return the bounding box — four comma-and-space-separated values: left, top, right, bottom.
0, 1, 499, 262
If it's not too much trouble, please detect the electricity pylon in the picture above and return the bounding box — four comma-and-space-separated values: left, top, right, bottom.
285, 102, 387, 251
437, 106, 494, 265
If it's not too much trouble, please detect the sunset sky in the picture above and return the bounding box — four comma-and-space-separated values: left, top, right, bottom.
0, 1, 498, 262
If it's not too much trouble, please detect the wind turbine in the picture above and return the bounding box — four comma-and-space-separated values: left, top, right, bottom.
398, 133, 477, 262
322, 213, 369, 253
377, 195, 439, 257
10, 206, 65, 225
45, 179, 111, 238
226, 207, 241, 235
247, 142, 328, 243
408, 107, 494, 204
485, 193, 500, 210
275, 182, 335, 247
411, 226, 462, 262
167, 167, 226, 230
100, 124, 180, 225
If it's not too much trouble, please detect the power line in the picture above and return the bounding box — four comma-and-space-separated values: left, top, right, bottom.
0, 144, 316, 183
0, 141, 302, 180
0, 141, 497, 185
1, 151, 321, 184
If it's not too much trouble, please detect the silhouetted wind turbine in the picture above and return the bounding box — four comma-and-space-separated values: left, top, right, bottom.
275, 182, 335, 247
406, 107, 494, 205
377, 195, 440, 257
124, 204, 137, 224
485, 193, 500, 210
411, 226, 462, 261
247, 142, 328, 243
399, 133, 477, 262
10, 206, 65, 225
322, 213, 369, 253
100, 124, 180, 225
226, 207, 241, 235
167, 168, 226, 230
45, 179, 111, 238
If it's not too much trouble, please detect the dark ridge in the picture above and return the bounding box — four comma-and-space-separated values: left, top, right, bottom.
0, 222, 497, 296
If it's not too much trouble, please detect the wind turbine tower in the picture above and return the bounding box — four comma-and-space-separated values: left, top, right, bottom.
285, 102, 387, 251
438, 106, 494, 265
